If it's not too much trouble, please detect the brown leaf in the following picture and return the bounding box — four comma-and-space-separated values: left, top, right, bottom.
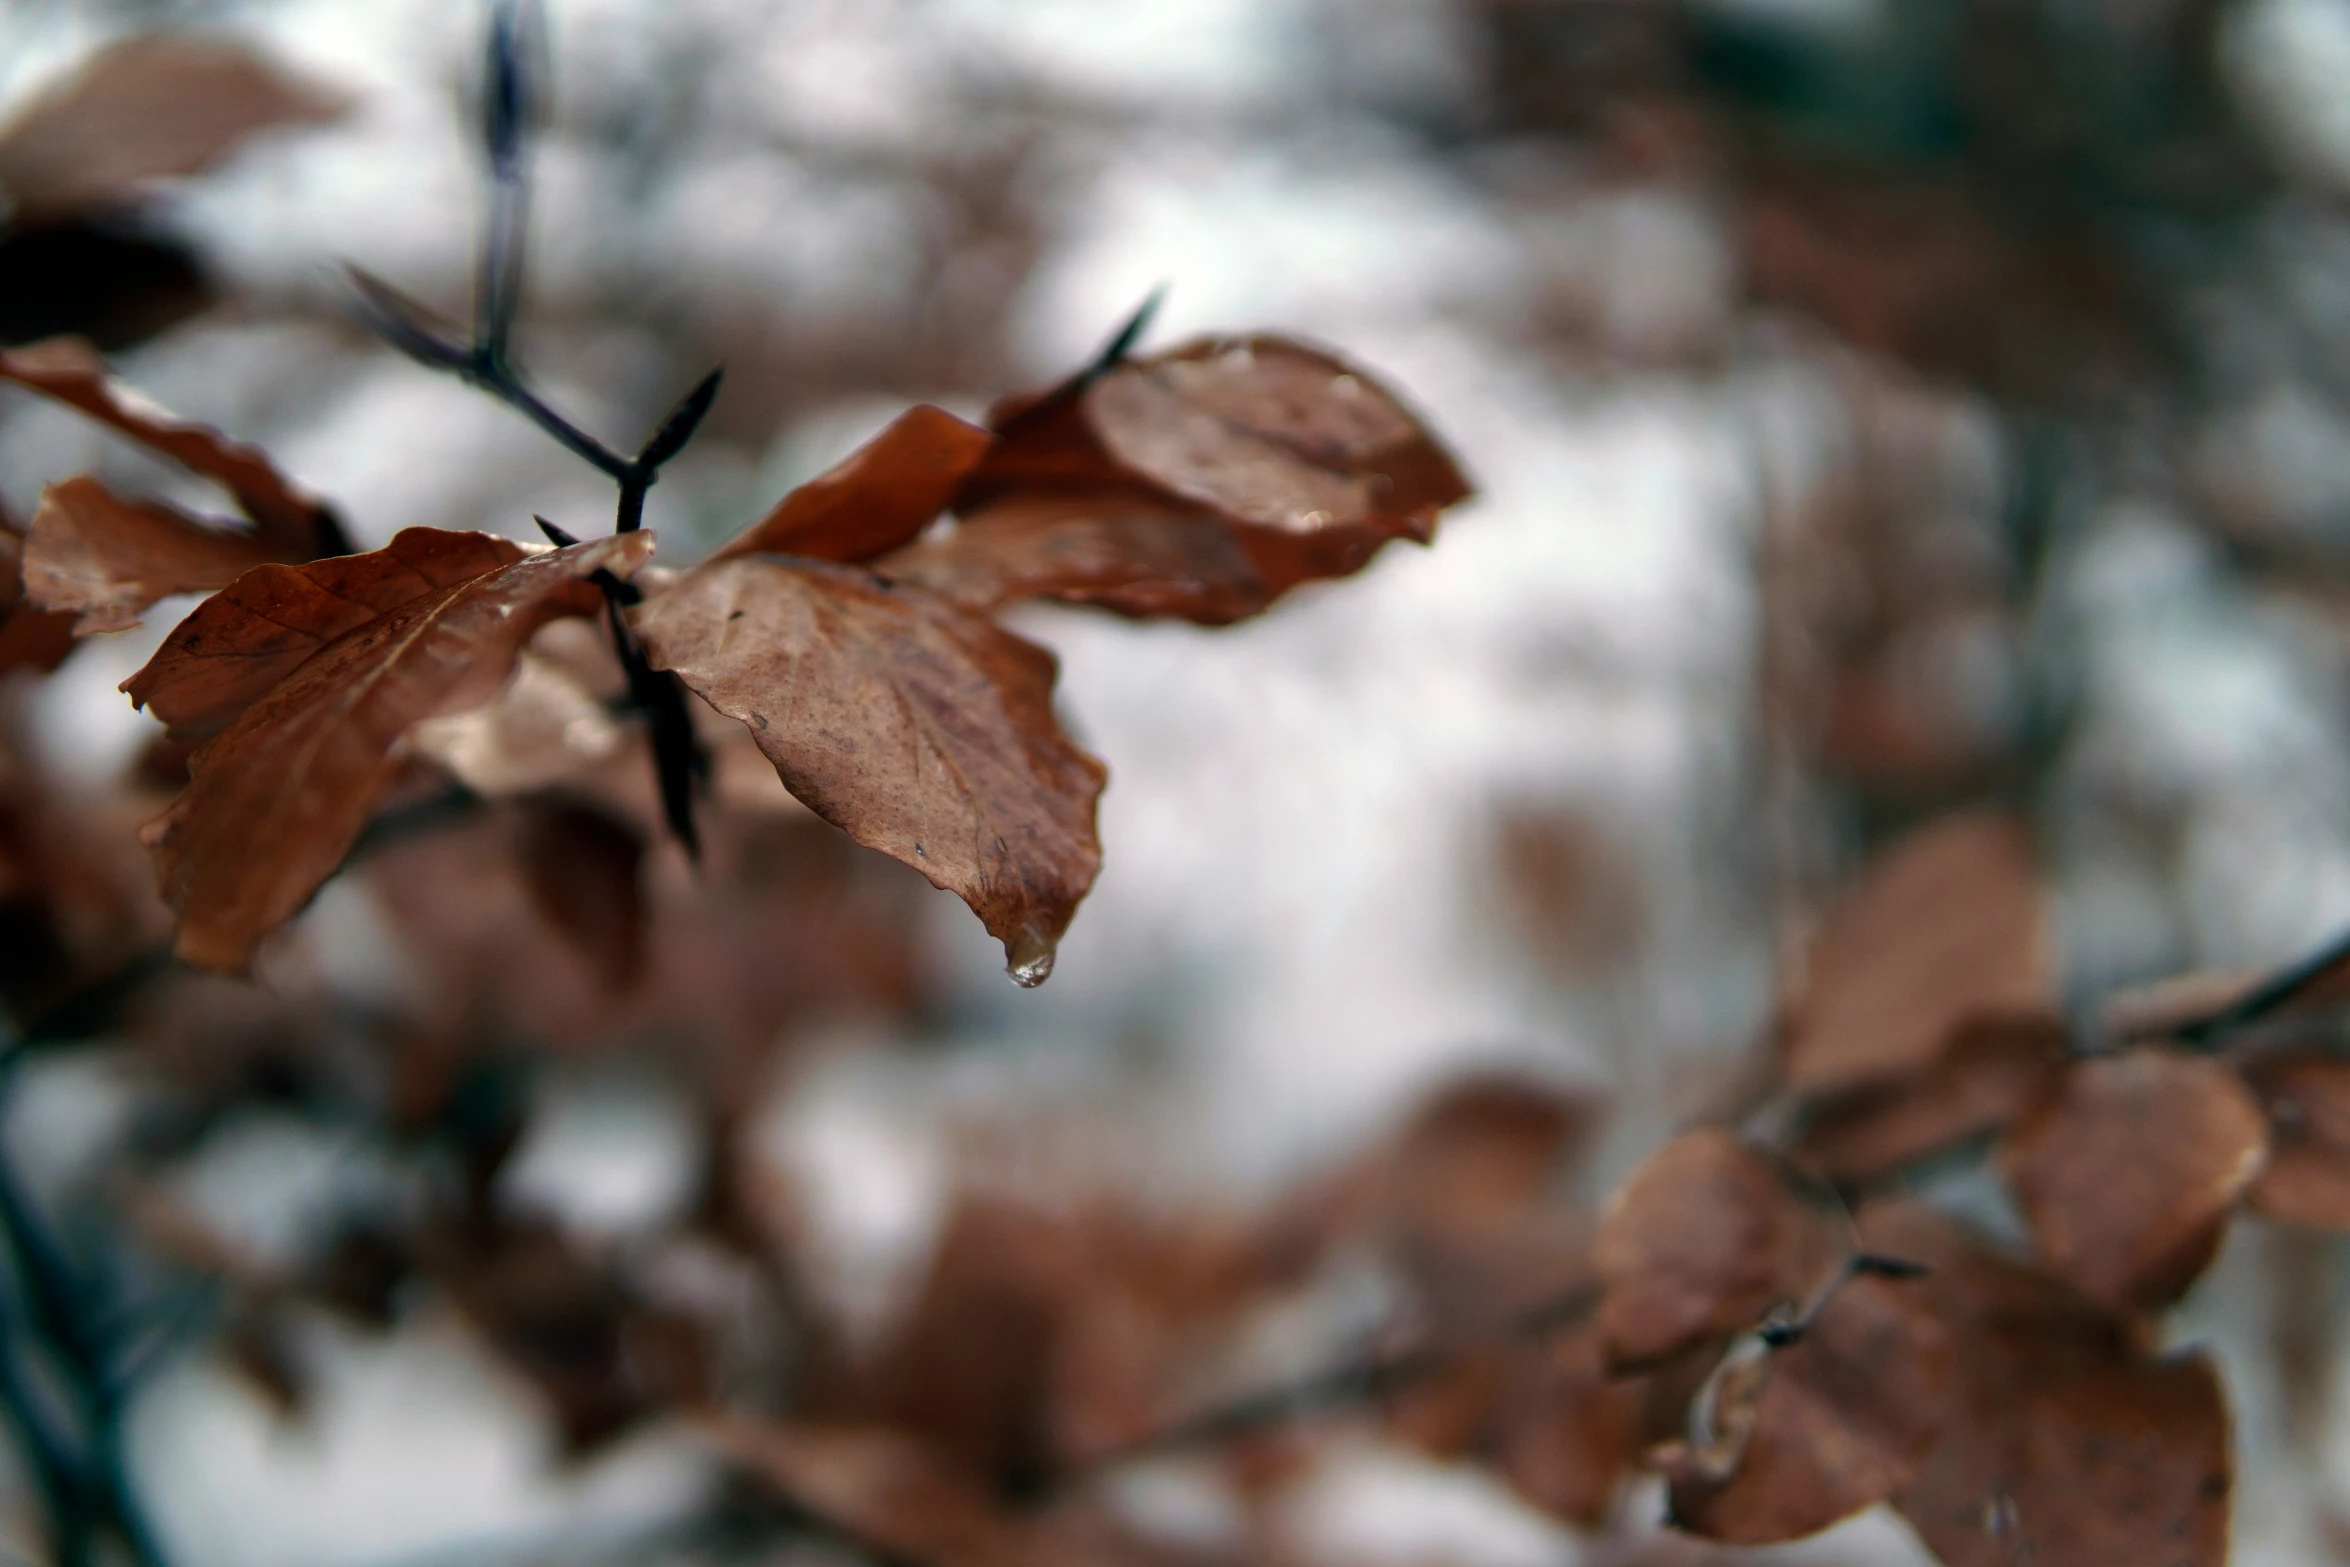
0, 337, 330, 554
1792, 1012, 2067, 1183
970, 334, 1471, 600
874, 488, 1268, 624
140, 530, 652, 971
515, 795, 646, 992
632, 557, 1105, 982
0, 528, 78, 676
23, 475, 278, 634
2240, 1052, 2350, 1228
0, 34, 346, 221
713, 404, 994, 565
1595, 1130, 1843, 1371
1861, 1203, 2231, 1567
124, 528, 526, 740
2001, 1048, 2267, 1309
1783, 812, 2047, 1093
1662, 1275, 1950, 1544
708, 1419, 1013, 1567
1488, 1327, 1646, 1526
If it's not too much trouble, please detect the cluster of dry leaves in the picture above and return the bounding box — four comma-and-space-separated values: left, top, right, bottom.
0, 16, 2332, 1567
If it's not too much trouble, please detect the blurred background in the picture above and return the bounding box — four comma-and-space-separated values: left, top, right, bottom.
2, 0, 2350, 1563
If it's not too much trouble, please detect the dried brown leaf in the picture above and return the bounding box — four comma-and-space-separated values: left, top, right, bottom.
1861, 1203, 2231, 1567
874, 487, 1268, 624
0, 34, 346, 220
141, 529, 651, 970
23, 474, 278, 634
0, 337, 329, 554
1595, 1130, 1842, 1371
971, 334, 1471, 600
1662, 1275, 1950, 1544
1783, 812, 2046, 1093
124, 527, 526, 740
2240, 1052, 2350, 1228
2001, 1048, 2267, 1309
713, 404, 994, 565
632, 557, 1105, 981
1792, 1012, 2067, 1183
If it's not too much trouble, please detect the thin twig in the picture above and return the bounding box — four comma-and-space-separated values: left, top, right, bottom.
345, 1, 721, 854
1066, 1281, 1600, 1478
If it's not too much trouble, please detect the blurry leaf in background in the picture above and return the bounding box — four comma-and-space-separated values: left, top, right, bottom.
515, 794, 648, 992
0, 33, 347, 222
634, 557, 1106, 983
1781, 812, 2046, 1092
1791, 1011, 2067, 1182
1863, 1202, 2230, 1567
2241, 1052, 2350, 1228
1594, 1130, 1842, 1371
0, 214, 207, 350
23, 474, 277, 634
142, 530, 653, 970
2000, 1048, 2267, 1310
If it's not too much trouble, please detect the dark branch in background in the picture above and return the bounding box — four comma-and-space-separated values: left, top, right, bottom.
343, 0, 717, 854
2160, 921, 2350, 1049
1060, 1281, 1600, 1482
0, 1051, 170, 1567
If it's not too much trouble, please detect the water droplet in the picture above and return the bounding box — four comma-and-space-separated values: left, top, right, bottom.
1005, 929, 1056, 988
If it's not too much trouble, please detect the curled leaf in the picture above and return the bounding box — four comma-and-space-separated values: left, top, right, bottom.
2238, 1052, 2350, 1228
2001, 1048, 2267, 1309
875, 488, 1268, 624
1661, 1273, 1950, 1544
970, 334, 1471, 599
714, 404, 995, 565
124, 527, 526, 739
23, 474, 276, 634
1792, 1012, 2067, 1183
632, 557, 1105, 982
0, 34, 347, 221
0, 337, 332, 554
1594, 1130, 1842, 1371
140, 529, 652, 971
1783, 812, 2046, 1093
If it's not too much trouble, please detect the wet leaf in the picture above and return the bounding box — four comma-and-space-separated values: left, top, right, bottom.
632, 557, 1105, 982
1862, 1203, 2231, 1567
971, 333, 1471, 599
2240, 1052, 2350, 1228
1783, 812, 2046, 1093
1661, 1274, 1949, 1543
23, 475, 278, 634
0, 337, 333, 554
124, 527, 527, 740
1595, 1130, 1843, 1371
1792, 1013, 2067, 1183
2001, 1048, 2267, 1309
139, 530, 652, 971
875, 488, 1268, 624
713, 404, 995, 565
0, 34, 347, 221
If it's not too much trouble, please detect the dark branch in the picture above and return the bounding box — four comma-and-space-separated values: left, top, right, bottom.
2168, 922, 2350, 1047
1066, 1281, 1599, 1478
